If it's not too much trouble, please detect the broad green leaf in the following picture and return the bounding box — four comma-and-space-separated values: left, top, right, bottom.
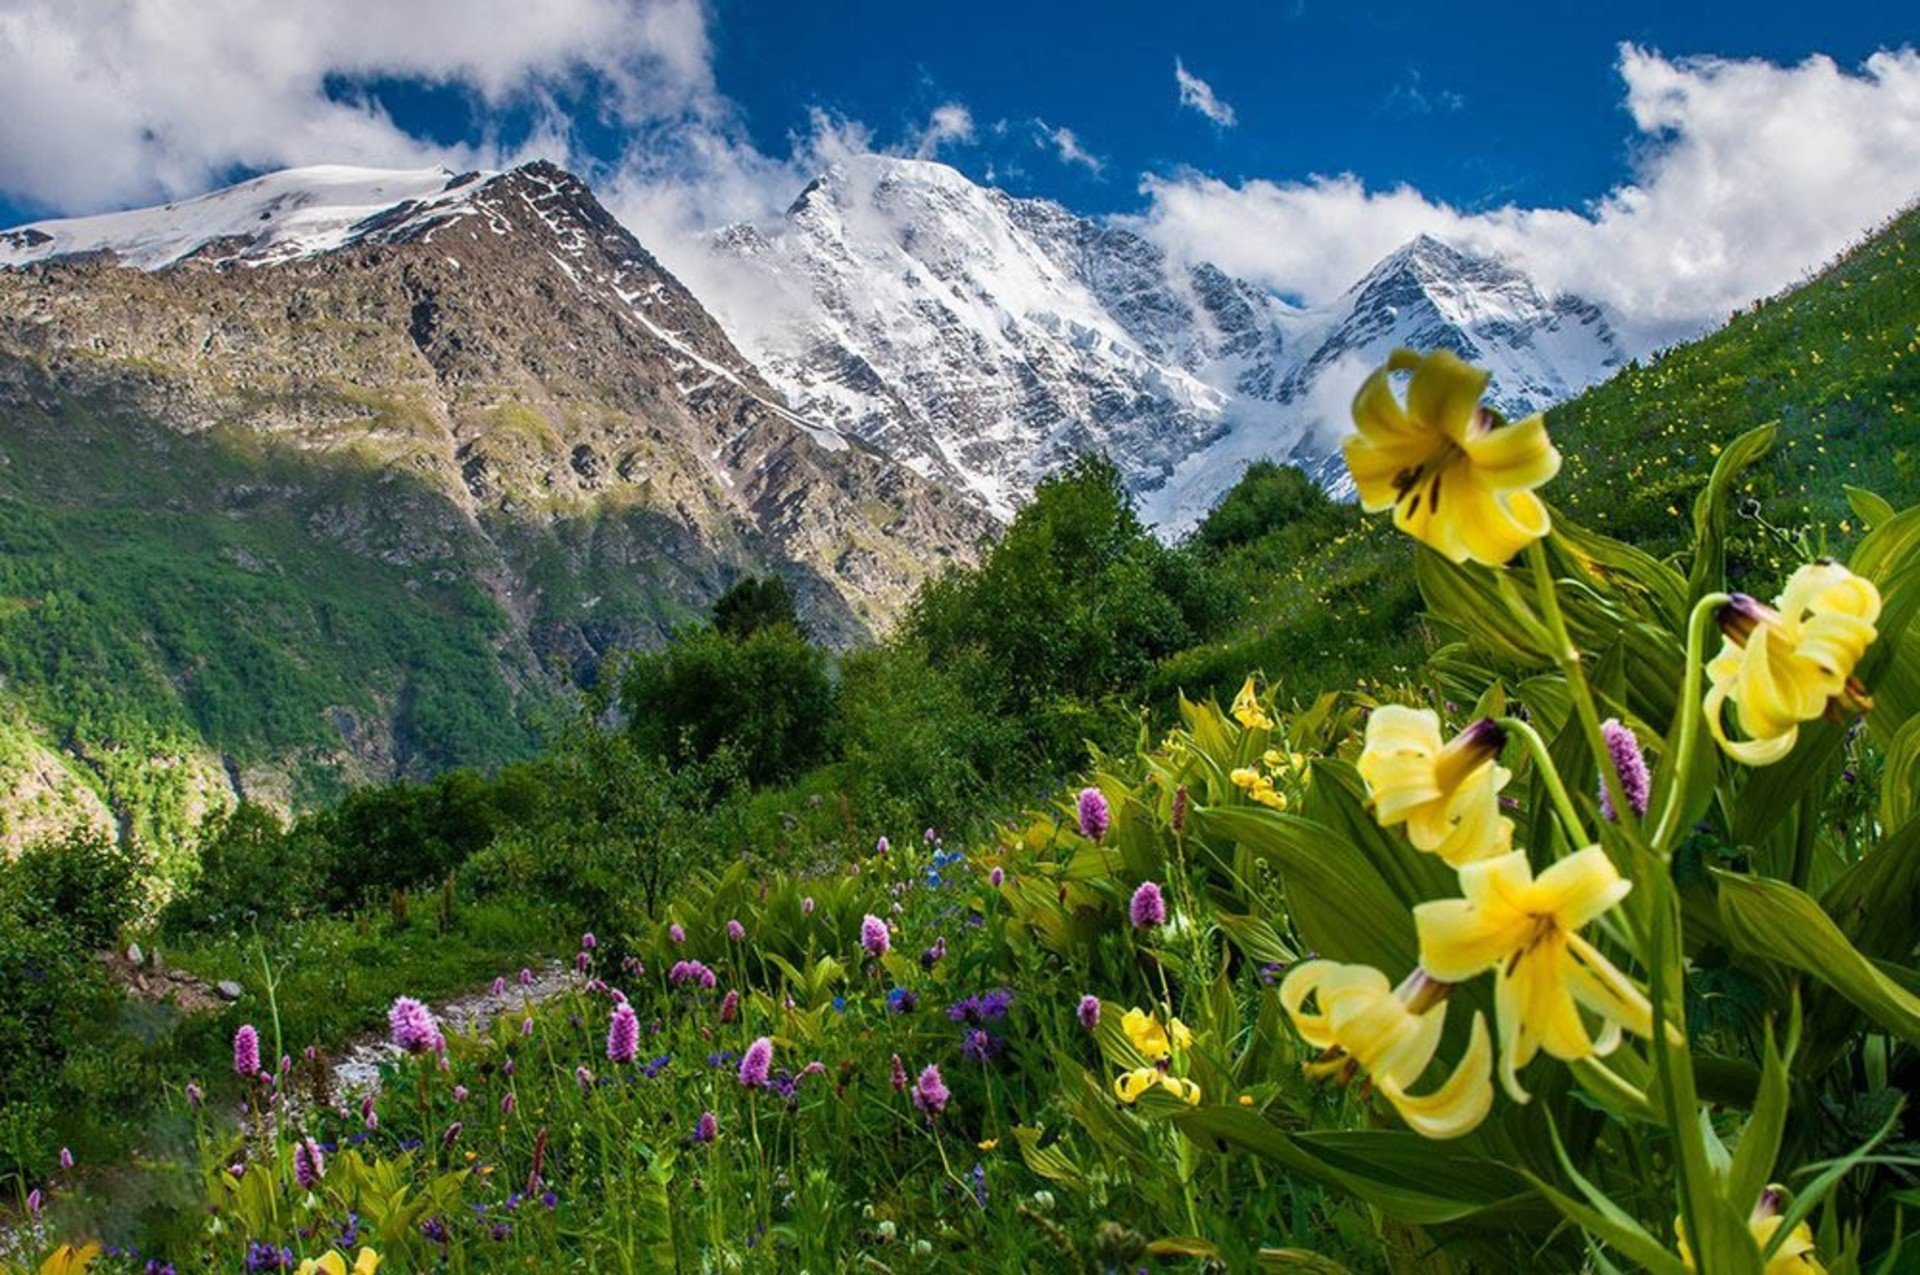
1845, 486, 1897, 531
1175, 1106, 1540, 1225
1727, 1015, 1794, 1213
1300, 760, 1458, 911
1256, 1248, 1353, 1273
1714, 871, 1920, 1043
1551, 510, 1688, 632
1012, 1126, 1091, 1192
1687, 422, 1778, 606
1879, 717, 1920, 835
1192, 805, 1417, 973
1215, 912, 1297, 968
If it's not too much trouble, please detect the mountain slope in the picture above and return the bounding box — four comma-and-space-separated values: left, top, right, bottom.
0, 161, 988, 838
700, 155, 1625, 533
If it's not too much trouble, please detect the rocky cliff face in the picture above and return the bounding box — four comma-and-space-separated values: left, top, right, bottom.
701, 156, 1626, 534
0, 161, 987, 809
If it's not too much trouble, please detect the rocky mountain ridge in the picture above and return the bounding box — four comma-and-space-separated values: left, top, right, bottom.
0, 160, 988, 830
700, 154, 1627, 532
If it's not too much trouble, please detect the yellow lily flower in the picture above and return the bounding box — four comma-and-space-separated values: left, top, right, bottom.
1280, 960, 1493, 1139
1344, 348, 1561, 565
38, 1246, 101, 1275
1114, 1009, 1201, 1105
1121, 1007, 1191, 1061
1414, 847, 1652, 1102
1230, 767, 1287, 810
1113, 1066, 1202, 1106
1358, 707, 1511, 867
1678, 1186, 1825, 1272
1232, 677, 1274, 731
1706, 562, 1881, 765
296, 1250, 382, 1275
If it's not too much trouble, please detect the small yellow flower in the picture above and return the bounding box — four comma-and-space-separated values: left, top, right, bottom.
1232, 676, 1274, 731
296, 1251, 382, 1275
1113, 1067, 1202, 1105
1705, 562, 1881, 765
1678, 1186, 1824, 1273
1358, 707, 1510, 866
1237, 1093, 1254, 1107
1121, 1007, 1190, 1061
1344, 348, 1561, 565
1114, 1009, 1200, 1105
1280, 961, 1493, 1139
977, 1138, 999, 1151
1413, 847, 1652, 1102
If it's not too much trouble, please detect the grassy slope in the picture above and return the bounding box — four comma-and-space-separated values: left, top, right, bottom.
0, 371, 535, 837
1162, 206, 1920, 711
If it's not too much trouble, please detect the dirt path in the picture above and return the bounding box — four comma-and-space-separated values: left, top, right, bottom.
329, 961, 577, 1099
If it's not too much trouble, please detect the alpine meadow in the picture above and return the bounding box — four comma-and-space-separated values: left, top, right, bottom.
1, 9, 1918, 1274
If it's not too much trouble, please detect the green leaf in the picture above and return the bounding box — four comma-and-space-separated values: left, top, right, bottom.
1727, 1013, 1794, 1212
1846, 486, 1897, 531
1215, 912, 1297, 968
1687, 423, 1777, 606
1191, 805, 1417, 973
1879, 717, 1920, 835
1012, 1126, 1091, 1192
1299, 759, 1459, 910
1174, 1106, 1541, 1225
1714, 871, 1920, 1043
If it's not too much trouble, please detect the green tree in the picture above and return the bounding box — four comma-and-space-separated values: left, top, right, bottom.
619, 620, 834, 786
711, 575, 800, 640
904, 455, 1227, 767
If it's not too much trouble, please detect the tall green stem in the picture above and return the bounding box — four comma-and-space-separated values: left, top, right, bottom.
1523, 541, 1631, 840
1499, 716, 1590, 849
1650, 593, 1731, 855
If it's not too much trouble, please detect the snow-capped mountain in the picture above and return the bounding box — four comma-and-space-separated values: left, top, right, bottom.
0, 165, 500, 269
0, 160, 991, 795
700, 155, 1627, 533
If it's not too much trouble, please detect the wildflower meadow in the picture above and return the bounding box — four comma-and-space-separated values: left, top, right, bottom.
5, 339, 1918, 1273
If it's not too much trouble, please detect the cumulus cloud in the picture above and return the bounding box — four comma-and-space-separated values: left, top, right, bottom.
1174, 58, 1237, 127
1039, 123, 1103, 173
0, 0, 718, 214
1131, 45, 1920, 340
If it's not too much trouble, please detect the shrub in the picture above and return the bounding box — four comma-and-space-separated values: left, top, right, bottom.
6, 826, 144, 951
161, 801, 314, 935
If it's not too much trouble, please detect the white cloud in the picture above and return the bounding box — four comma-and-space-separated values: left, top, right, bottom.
1039, 123, 1103, 173
1131, 45, 1920, 340
911, 102, 976, 159
1174, 58, 1237, 127
0, 0, 716, 214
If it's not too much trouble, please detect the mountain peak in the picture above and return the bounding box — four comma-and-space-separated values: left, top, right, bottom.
0, 164, 511, 270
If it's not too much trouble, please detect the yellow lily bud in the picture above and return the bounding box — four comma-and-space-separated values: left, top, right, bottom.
1232, 676, 1275, 731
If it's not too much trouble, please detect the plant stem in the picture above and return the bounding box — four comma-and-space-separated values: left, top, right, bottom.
1650, 593, 1731, 855
1524, 541, 1631, 841
1499, 716, 1590, 849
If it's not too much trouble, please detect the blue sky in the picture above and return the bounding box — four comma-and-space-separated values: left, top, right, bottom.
693, 0, 1899, 216
1, 1, 1915, 334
